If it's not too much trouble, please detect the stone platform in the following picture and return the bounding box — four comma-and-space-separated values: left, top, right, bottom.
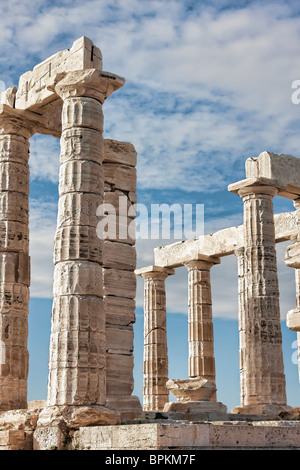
74, 420, 300, 450
1, 404, 300, 450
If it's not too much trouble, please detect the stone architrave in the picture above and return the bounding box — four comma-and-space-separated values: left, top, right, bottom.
46, 69, 124, 417
184, 257, 220, 401
0, 105, 36, 411
285, 198, 300, 382
230, 180, 290, 415
135, 266, 175, 411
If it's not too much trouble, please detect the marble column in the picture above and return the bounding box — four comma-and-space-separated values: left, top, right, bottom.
234, 247, 247, 407
47, 69, 124, 412
135, 266, 174, 411
232, 183, 289, 414
0, 105, 35, 410
285, 198, 300, 383
184, 257, 220, 401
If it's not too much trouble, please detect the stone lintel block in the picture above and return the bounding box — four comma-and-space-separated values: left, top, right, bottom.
104, 139, 137, 167
15, 37, 103, 112
245, 151, 300, 200
54, 225, 103, 264
104, 296, 135, 326
103, 162, 136, 192
57, 192, 102, 228
103, 268, 136, 299
103, 241, 136, 270
53, 261, 103, 297
60, 128, 103, 164
228, 177, 282, 196
59, 159, 103, 195
135, 265, 175, 278
286, 308, 300, 331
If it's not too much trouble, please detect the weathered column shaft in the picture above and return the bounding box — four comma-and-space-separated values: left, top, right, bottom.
136, 266, 174, 411
285, 198, 300, 383
185, 258, 219, 401
239, 185, 287, 407
0, 106, 34, 410
235, 247, 247, 406
47, 70, 124, 407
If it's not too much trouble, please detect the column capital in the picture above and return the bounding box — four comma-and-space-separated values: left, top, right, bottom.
228, 177, 280, 199
0, 104, 39, 138
135, 265, 175, 280
52, 69, 125, 103
184, 255, 220, 270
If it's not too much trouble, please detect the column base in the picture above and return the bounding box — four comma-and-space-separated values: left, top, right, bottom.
163, 400, 228, 421
231, 403, 295, 419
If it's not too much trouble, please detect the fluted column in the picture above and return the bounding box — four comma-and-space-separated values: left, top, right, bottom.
47, 69, 124, 408
184, 257, 220, 401
0, 105, 35, 410
234, 247, 247, 407
135, 266, 174, 411
285, 198, 300, 383
232, 183, 288, 414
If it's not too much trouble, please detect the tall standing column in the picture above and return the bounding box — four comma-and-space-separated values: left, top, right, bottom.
135, 266, 174, 411
0, 105, 35, 410
184, 257, 220, 401
234, 247, 247, 407
285, 198, 300, 383
231, 183, 289, 414
47, 69, 124, 414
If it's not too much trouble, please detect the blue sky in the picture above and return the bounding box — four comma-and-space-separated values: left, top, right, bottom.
1, 0, 300, 411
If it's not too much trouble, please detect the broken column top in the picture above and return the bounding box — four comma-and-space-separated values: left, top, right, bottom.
15, 36, 103, 112
229, 151, 300, 200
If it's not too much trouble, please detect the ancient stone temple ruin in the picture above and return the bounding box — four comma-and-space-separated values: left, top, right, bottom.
0, 37, 300, 450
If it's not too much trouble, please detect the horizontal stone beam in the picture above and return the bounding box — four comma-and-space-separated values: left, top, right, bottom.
244, 151, 300, 199
153, 211, 297, 268
15, 36, 102, 113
